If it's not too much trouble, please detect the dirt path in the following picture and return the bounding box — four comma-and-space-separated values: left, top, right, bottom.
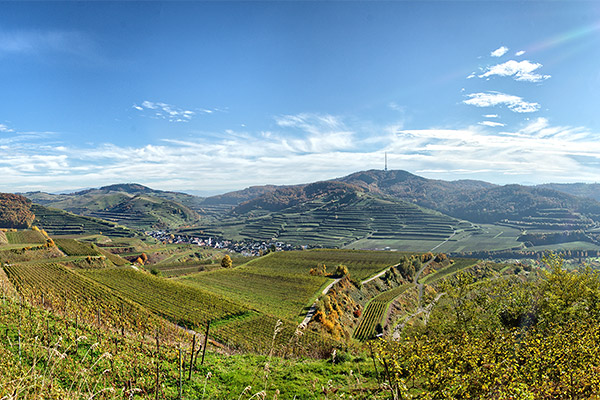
392, 292, 445, 339
298, 277, 341, 328
429, 230, 456, 252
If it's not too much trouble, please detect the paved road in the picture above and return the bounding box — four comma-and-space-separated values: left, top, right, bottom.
429, 230, 456, 252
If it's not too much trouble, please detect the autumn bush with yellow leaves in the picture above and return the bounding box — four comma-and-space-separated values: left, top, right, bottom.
375, 254, 600, 399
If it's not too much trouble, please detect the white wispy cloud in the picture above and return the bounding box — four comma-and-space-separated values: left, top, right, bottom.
2, 113, 600, 193
388, 102, 405, 112
133, 100, 199, 122
479, 60, 551, 82
491, 46, 509, 57
0, 124, 14, 133
464, 91, 540, 113
483, 114, 498, 118
0, 30, 96, 59
515, 50, 526, 56
479, 121, 505, 127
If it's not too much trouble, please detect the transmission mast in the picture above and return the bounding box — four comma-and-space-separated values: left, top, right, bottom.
385, 152, 388, 172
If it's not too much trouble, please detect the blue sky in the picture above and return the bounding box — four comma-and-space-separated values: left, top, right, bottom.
1, 1, 600, 194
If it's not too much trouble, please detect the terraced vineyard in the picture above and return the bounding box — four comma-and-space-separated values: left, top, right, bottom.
180, 250, 407, 321
353, 284, 411, 341
501, 208, 594, 231
242, 249, 408, 281
180, 267, 328, 320
32, 204, 134, 237
82, 267, 334, 354
203, 193, 462, 249
82, 268, 247, 328
0, 244, 63, 263
5, 229, 46, 244
54, 238, 102, 256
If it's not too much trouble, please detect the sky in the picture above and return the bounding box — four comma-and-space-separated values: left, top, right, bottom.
1, 1, 600, 195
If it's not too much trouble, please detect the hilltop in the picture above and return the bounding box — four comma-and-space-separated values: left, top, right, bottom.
25, 184, 200, 231
0, 193, 35, 228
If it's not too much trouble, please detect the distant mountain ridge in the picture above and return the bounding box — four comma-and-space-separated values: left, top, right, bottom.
334, 170, 600, 225
19, 170, 600, 240
538, 183, 600, 202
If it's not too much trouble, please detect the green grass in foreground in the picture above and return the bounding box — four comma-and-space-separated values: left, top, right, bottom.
0, 295, 383, 399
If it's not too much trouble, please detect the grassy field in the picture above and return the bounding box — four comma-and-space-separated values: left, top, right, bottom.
4, 229, 46, 245
54, 238, 102, 256
0, 295, 381, 399
421, 258, 480, 284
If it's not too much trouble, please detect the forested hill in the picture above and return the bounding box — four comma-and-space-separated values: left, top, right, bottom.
233, 181, 363, 214
538, 182, 600, 202
0, 193, 35, 228
336, 169, 600, 224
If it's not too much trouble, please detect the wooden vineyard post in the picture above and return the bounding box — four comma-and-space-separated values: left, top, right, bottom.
188, 334, 196, 380
201, 320, 210, 365
154, 331, 160, 400
178, 346, 183, 400
120, 303, 125, 336
369, 341, 380, 384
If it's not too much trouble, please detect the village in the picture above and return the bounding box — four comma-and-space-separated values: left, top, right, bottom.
145, 230, 302, 256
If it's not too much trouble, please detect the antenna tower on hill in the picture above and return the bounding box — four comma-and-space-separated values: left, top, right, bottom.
385, 152, 388, 172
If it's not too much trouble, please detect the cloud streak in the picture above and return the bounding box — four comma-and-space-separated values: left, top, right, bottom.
133, 100, 205, 122
479, 121, 505, 127
464, 91, 540, 113
479, 60, 551, 82
0, 29, 96, 59
1, 113, 600, 193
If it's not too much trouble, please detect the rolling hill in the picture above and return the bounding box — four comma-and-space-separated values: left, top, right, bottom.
24, 184, 200, 231
336, 170, 600, 228
18, 170, 600, 251
187, 181, 471, 250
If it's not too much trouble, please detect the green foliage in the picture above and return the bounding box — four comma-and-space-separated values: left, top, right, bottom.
335, 264, 349, 277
